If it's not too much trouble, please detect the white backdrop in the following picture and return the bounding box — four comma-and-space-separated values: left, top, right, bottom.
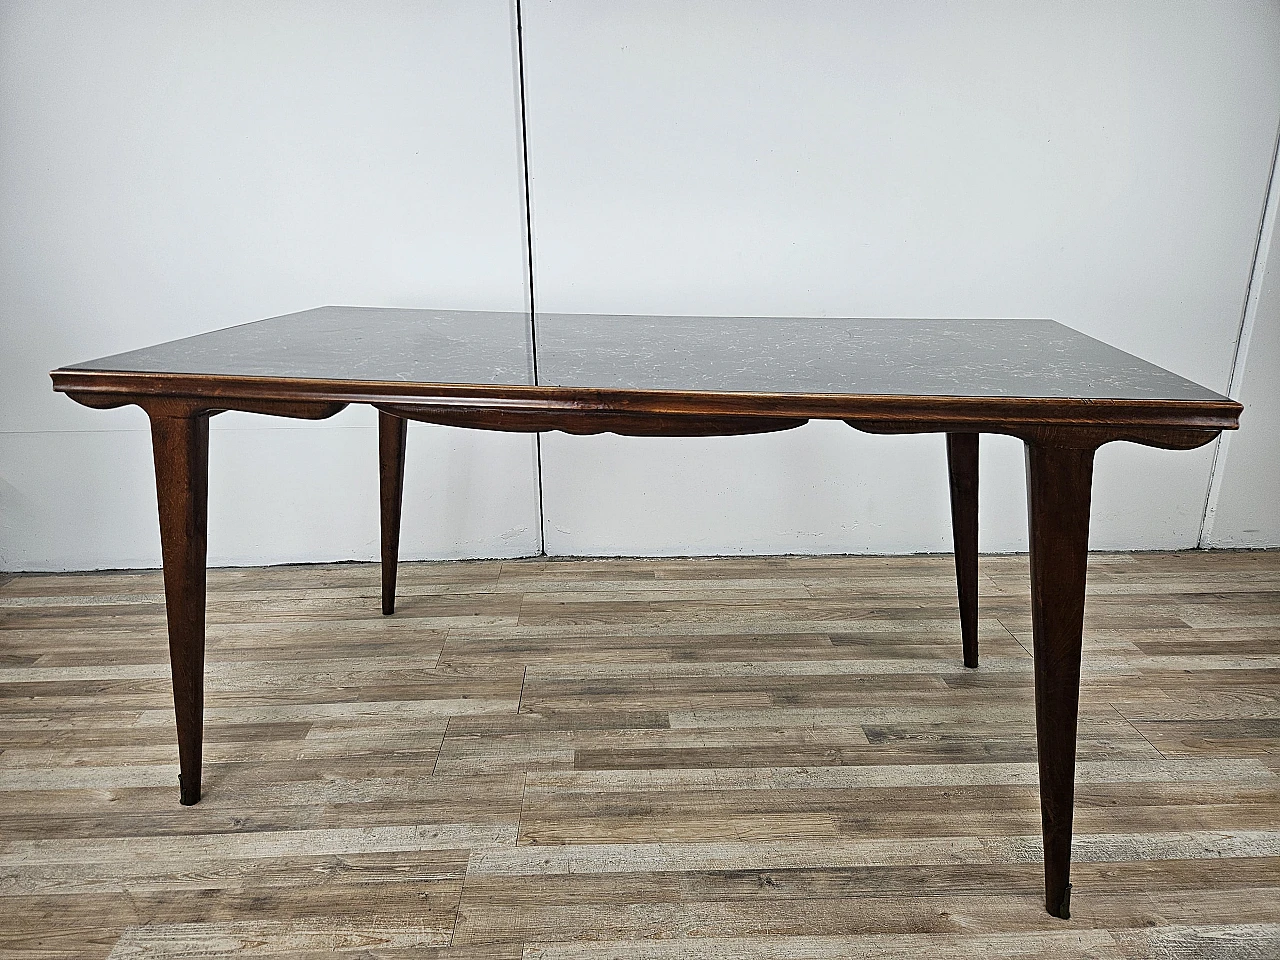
0, 1, 543, 569
1, 1, 1277, 570
524, 0, 1280, 556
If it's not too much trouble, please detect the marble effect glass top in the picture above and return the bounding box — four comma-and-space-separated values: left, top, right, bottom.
65, 305, 1227, 402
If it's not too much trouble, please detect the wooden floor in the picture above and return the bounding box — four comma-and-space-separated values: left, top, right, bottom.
1, 552, 1278, 958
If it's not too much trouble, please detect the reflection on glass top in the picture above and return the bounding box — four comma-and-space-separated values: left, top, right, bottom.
67, 307, 537, 387
65, 305, 1228, 402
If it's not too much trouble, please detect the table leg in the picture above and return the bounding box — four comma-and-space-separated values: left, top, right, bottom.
379, 411, 408, 615
1025, 440, 1095, 918
150, 412, 210, 806
946, 433, 979, 668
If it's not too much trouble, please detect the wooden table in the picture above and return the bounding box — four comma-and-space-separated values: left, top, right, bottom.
51, 306, 1241, 919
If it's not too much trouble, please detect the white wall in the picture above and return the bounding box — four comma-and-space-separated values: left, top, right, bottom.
2, 1, 1277, 571
0, 1, 542, 570
524, 0, 1280, 555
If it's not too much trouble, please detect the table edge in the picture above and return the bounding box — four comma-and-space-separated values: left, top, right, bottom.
50, 368, 1242, 433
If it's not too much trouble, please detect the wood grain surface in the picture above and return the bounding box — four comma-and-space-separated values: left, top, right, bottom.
1, 552, 1278, 957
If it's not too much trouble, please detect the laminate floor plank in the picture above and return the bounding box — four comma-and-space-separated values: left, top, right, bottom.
0, 552, 1276, 957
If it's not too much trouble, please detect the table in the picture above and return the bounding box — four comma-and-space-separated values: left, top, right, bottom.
51, 306, 1242, 919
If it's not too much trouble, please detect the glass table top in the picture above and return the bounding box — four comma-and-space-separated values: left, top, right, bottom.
63, 305, 1228, 403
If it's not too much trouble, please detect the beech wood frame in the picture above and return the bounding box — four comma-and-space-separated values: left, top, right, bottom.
51, 365, 1240, 920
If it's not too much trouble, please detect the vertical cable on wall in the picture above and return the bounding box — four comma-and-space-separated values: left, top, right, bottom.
514, 0, 538, 371
512, 0, 546, 554
1198, 116, 1280, 547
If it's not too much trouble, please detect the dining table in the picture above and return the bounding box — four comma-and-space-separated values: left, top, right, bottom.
51, 305, 1242, 918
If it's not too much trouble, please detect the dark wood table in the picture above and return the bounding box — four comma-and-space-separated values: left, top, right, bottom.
51, 306, 1241, 919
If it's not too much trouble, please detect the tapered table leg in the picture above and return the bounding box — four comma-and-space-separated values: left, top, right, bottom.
379, 411, 408, 615
947, 433, 979, 668
150, 412, 211, 806
1025, 440, 1096, 919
